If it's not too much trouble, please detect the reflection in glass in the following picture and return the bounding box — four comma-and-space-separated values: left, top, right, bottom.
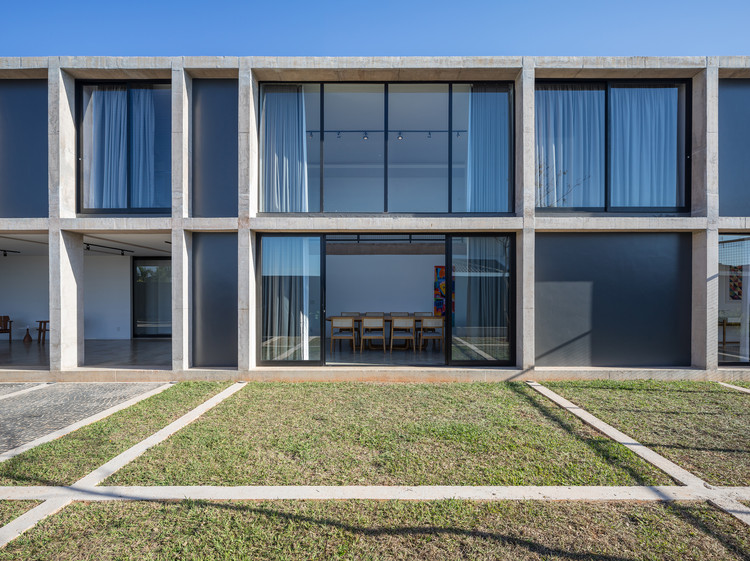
133, 259, 171, 337
535, 84, 605, 208
451, 236, 512, 362
610, 84, 685, 208
388, 84, 449, 212
260, 84, 320, 212
719, 235, 750, 363
261, 237, 321, 361
323, 84, 384, 212
453, 85, 512, 212
82, 84, 171, 210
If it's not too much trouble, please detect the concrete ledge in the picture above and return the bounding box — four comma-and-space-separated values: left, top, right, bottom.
182, 217, 239, 231
249, 215, 524, 233
1, 366, 748, 383
184, 56, 240, 78
535, 216, 708, 231
0, 219, 49, 233
57, 217, 172, 232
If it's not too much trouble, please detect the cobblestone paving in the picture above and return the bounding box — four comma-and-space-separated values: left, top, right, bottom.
0, 383, 163, 453
0, 384, 40, 398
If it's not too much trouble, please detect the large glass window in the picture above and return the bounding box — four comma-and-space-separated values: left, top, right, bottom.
133, 258, 171, 337
535, 81, 687, 211
719, 234, 750, 364
719, 80, 750, 216
79, 82, 171, 213
261, 236, 322, 363
450, 235, 514, 364
260, 82, 513, 214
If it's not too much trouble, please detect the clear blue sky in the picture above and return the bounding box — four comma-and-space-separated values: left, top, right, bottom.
2, 0, 748, 56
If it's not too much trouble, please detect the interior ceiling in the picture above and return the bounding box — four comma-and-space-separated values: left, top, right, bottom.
0, 233, 171, 258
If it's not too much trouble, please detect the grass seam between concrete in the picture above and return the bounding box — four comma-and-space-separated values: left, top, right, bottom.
717, 381, 750, 394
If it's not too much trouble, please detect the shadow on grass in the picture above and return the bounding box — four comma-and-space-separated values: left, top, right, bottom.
174, 500, 639, 561
668, 502, 750, 560
505, 383, 675, 486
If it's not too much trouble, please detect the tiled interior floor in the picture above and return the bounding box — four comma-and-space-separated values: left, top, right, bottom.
0, 342, 49, 370
83, 340, 171, 369
0, 340, 171, 370
326, 340, 446, 366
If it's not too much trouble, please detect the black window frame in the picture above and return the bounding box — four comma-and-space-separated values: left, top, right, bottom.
534, 79, 692, 214
258, 81, 515, 216
131, 256, 172, 339
75, 79, 172, 216
256, 232, 517, 368
717, 232, 750, 367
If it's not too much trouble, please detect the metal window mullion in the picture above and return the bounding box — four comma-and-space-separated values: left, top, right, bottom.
448, 84, 453, 213
319, 84, 324, 213
384, 84, 389, 213
445, 235, 452, 365
604, 82, 611, 212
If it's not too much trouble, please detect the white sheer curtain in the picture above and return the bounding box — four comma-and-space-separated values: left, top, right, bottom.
260, 85, 309, 212
82, 86, 127, 208
262, 237, 317, 361
535, 84, 605, 208
129, 88, 156, 208
610, 86, 680, 207
466, 86, 510, 212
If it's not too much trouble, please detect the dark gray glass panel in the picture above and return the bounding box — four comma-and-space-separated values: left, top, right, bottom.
719, 80, 750, 216
192, 79, 238, 217
388, 84, 448, 212
133, 258, 171, 337
718, 234, 750, 363
609, 84, 685, 208
0, 80, 48, 218
453, 85, 512, 213
261, 236, 321, 362
260, 84, 320, 212
535, 233, 691, 367
323, 84, 384, 212
193, 233, 238, 367
535, 84, 605, 208
451, 235, 513, 362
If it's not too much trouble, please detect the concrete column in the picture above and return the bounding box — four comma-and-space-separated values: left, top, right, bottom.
171, 229, 191, 371
48, 61, 77, 220
517, 57, 536, 370
171, 61, 191, 371
238, 60, 258, 369
49, 230, 84, 370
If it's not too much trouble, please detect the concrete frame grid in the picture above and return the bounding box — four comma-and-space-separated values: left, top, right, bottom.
1, 55, 750, 382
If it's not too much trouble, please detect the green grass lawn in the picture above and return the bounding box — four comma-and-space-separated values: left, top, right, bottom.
730, 381, 750, 389
0, 382, 230, 487
546, 381, 750, 486
106, 382, 671, 486
0, 500, 747, 560
0, 501, 39, 527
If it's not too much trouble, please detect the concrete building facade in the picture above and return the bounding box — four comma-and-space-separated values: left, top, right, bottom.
0, 55, 749, 382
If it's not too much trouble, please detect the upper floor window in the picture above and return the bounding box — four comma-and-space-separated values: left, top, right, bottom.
719, 79, 750, 216
259, 82, 513, 214
535, 81, 688, 212
77, 81, 171, 214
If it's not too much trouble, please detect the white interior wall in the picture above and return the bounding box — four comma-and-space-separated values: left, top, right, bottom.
84, 255, 131, 339
325, 253, 443, 325
0, 256, 49, 340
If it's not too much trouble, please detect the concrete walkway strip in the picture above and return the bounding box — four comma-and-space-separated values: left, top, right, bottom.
0, 485, 724, 502
0, 383, 174, 464
717, 381, 750, 394
75, 382, 246, 488
0, 382, 246, 548
526, 382, 707, 488
709, 497, 750, 526
0, 383, 50, 402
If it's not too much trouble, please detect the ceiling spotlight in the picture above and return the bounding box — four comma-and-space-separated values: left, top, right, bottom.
427, 131, 432, 139
86, 244, 91, 251
397, 132, 403, 140
337, 131, 341, 140
2, 251, 6, 257
363, 131, 369, 141
309, 131, 314, 140
456, 131, 461, 139
120, 250, 125, 256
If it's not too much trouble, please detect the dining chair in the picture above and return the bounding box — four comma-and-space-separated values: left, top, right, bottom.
390, 317, 416, 353
360, 317, 386, 353
0, 316, 12, 343
419, 316, 444, 352
330, 316, 356, 354
340, 312, 361, 343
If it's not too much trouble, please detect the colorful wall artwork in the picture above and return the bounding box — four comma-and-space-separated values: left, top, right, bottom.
434, 266, 446, 316
730, 265, 743, 300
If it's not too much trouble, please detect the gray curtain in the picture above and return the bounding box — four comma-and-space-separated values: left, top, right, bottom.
129, 88, 157, 208
262, 237, 315, 361
464, 236, 510, 343
83, 86, 127, 208
260, 85, 309, 212
535, 84, 605, 208
610, 86, 681, 207
467, 85, 510, 212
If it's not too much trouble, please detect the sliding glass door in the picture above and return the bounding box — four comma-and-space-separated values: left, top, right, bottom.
260, 236, 323, 364
449, 235, 514, 365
